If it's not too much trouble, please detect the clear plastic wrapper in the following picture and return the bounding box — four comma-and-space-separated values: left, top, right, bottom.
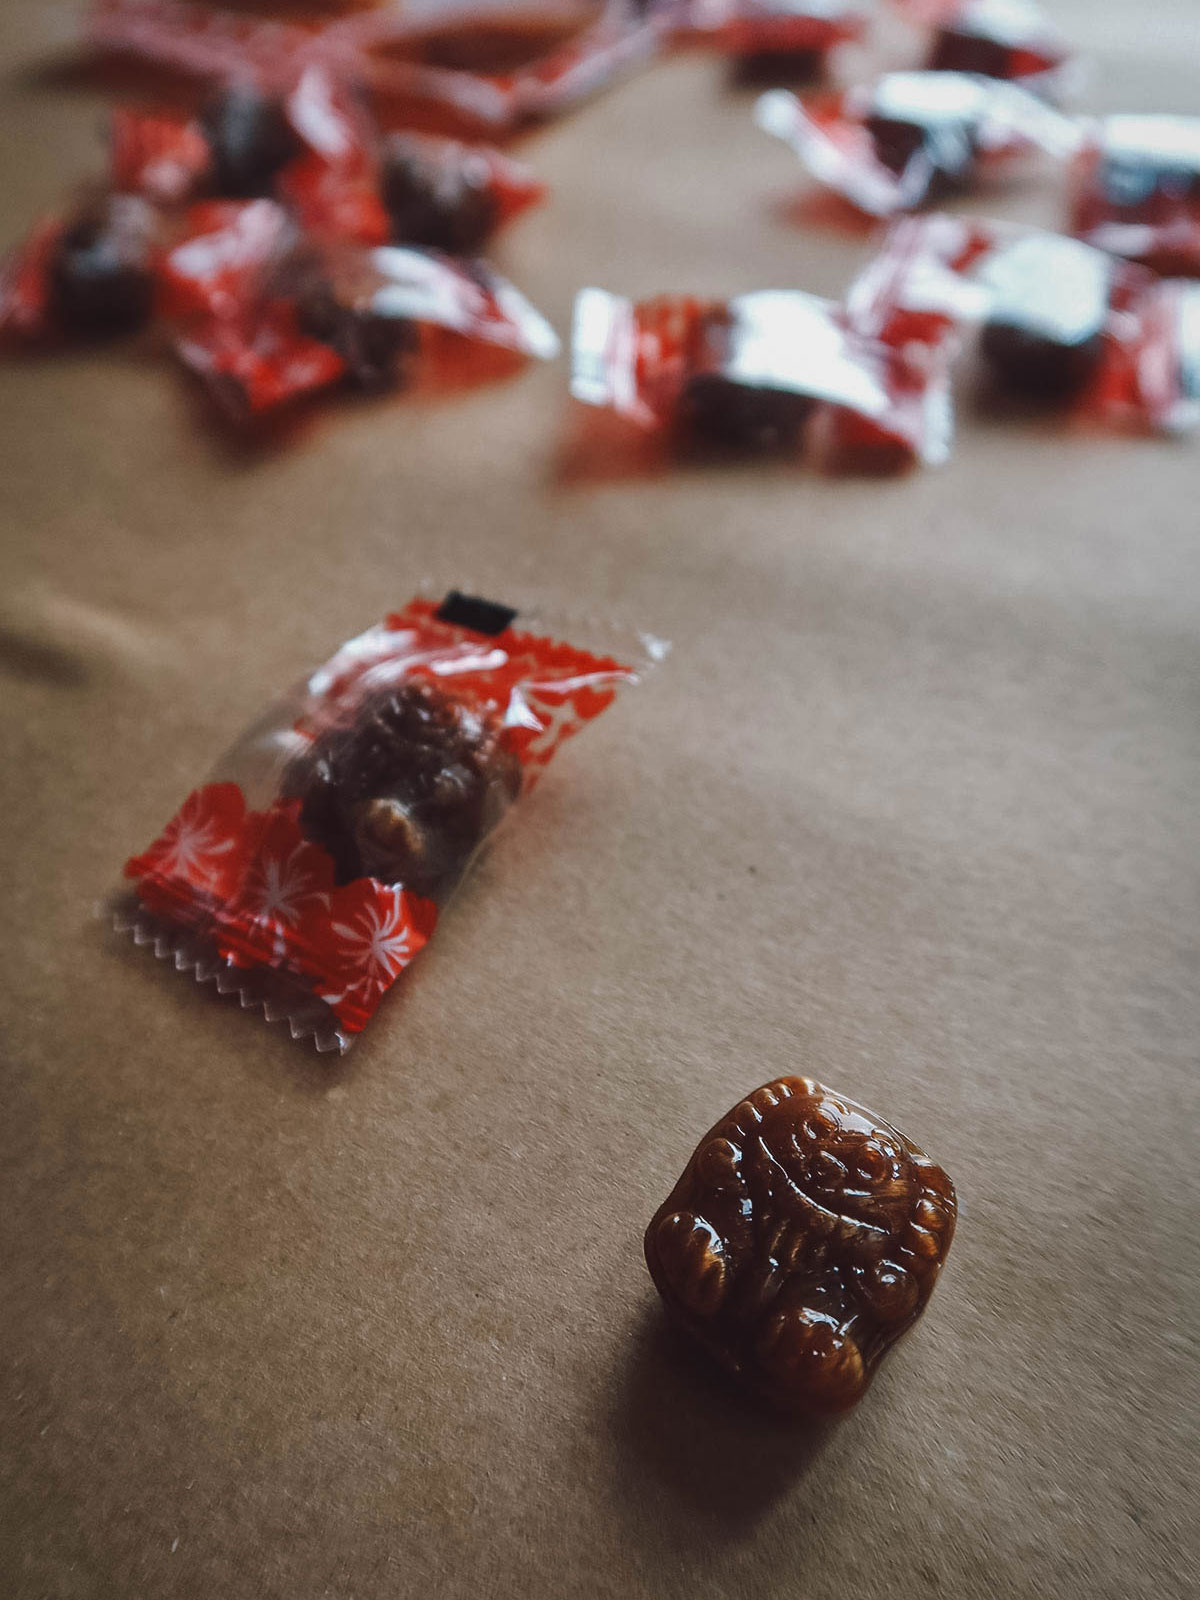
115, 591, 659, 1051
88, 0, 667, 136
671, 0, 867, 77
755, 71, 1079, 216
570, 284, 953, 469
1071, 114, 1200, 278
162, 199, 559, 418
845, 213, 1199, 431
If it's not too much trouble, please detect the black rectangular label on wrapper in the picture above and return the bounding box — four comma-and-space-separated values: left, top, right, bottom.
435, 591, 519, 636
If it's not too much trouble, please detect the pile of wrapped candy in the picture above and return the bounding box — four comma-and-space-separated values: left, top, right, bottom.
8, 0, 1189, 1422
2, 0, 1197, 451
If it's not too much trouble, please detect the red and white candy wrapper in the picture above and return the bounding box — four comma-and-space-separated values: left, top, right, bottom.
910, 0, 1079, 101
1097, 278, 1200, 436
110, 65, 386, 229
845, 212, 1149, 352
1071, 115, 1200, 279
88, 0, 667, 136
571, 284, 953, 469
161, 200, 559, 418
116, 592, 661, 1051
845, 212, 1199, 432
0, 194, 162, 348
88, 0, 327, 90
274, 80, 547, 248
671, 0, 866, 70
755, 72, 1079, 216
110, 62, 546, 250
110, 105, 215, 206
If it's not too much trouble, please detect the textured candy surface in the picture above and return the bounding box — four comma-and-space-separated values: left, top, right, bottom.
281, 680, 523, 900
645, 1076, 957, 1415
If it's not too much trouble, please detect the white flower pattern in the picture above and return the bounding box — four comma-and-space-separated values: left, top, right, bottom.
157, 803, 236, 887
319, 886, 417, 1013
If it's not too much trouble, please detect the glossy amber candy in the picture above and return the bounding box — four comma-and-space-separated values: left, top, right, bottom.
644, 1077, 957, 1417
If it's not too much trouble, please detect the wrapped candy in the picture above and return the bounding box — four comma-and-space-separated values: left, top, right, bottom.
570, 285, 953, 469
672, 0, 867, 81
1071, 114, 1200, 278
846, 213, 1200, 432
918, 0, 1078, 101
163, 200, 560, 418
111, 66, 386, 231
372, 132, 546, 251
755, 72, 1079, 216
117, 591, 659, 1051
113, 62, 547, 248
0, 193, 160, 346
88, 0, 667, 137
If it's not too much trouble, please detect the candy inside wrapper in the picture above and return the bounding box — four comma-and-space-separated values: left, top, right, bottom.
571, 284, 953, 469
162, 199, 559, 419
0, 193, 162, 347
920, 0, 1079, 101
671, 0, 867, 78
1071, 114, 1200, 278
88, 0, 667, 137
845, 212, 1200, 432
117, 593, 661, 1051
755, 72, 1080, 216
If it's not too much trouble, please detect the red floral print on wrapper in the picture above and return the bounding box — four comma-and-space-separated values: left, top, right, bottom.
126, 786, 436, 1036
120, 598, 647, 1048
124, 781, 252, 931
212, 799, 335, 972
299, 879, 437, 1036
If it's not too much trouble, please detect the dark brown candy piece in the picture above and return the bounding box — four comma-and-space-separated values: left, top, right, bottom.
281, 680, 523, 900
381, 136, 499, 254
49, 196, 156, 337
733, 49, 824, 88
976, 234, 1111, 400
295, 277, 418, 393
927, 27, 1014, 80
864, 73, 983, 192
679, 374, 814, 453
199, 84, 300, 199
679, 307, 814, 453
645, 1076, 956, 1417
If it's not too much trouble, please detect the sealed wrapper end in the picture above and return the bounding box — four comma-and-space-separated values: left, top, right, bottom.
1071, 115, 1200, 279
755, 72, 1079, 217
571, 285, 953, 469
921, 0, 1079, 101
162, 202, 559, 421
116, 594, 661, 1052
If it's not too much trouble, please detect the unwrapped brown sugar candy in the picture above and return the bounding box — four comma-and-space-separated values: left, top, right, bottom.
645, 1076, 956, 1416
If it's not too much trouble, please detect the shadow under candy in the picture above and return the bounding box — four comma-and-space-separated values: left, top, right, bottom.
606, 1304, 833, 1541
